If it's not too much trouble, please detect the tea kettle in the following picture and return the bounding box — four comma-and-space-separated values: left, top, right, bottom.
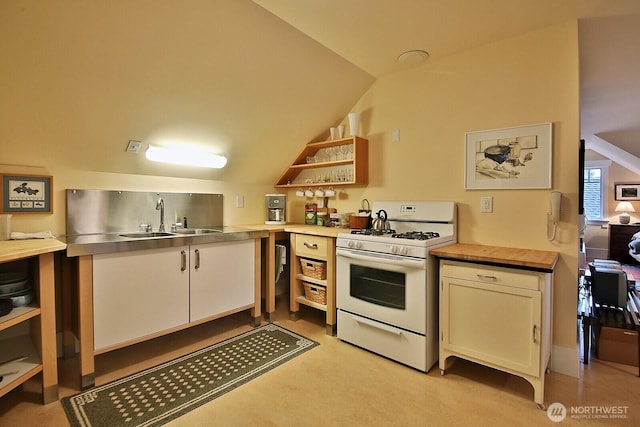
371, 209, 390, 231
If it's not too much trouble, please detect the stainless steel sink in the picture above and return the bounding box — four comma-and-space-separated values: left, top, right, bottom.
173, 228, 221, 235
119, 232, 176, 238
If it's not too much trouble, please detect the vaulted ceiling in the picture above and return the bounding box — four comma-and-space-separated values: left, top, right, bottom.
255, 0, 640, 160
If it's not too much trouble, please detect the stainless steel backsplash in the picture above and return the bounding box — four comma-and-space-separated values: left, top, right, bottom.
65, 189, 223, 235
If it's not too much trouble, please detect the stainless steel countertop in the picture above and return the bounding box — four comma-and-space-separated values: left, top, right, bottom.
61, 226, 269, 256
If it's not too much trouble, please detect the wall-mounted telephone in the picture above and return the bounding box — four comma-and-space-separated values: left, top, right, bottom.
547, 191, 563, 241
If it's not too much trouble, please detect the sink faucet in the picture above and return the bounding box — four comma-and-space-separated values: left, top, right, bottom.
156, 198, 165, 232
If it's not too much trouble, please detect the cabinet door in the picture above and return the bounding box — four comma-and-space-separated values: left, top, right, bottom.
441, 277, 541, 376
93, 246, 190, 351
190, 240, 255, 322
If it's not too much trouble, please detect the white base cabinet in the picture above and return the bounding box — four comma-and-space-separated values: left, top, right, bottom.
93, 246, 190, 351
190, 240, 255, 322
439, 260, 552, 408
93, 240, 256, 352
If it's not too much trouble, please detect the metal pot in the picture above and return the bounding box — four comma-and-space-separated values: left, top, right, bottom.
371, 209, 390, 231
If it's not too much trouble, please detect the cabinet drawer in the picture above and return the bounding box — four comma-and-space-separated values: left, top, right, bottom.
441, 261, 540, 291
295, 234, 329, 258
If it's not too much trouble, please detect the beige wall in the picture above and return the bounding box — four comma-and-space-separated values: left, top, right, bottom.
289, 21, 581, 375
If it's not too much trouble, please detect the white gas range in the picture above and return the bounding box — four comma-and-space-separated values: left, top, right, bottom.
336, 200, 457, 372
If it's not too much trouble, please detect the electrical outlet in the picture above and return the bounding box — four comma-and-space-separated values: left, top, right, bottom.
481, 196, 493, 213
236, 195, 244, 208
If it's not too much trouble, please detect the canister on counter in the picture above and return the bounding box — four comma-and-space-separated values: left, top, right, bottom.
0, 214, 11, 240
305, 203, 317, 225
317, 212, 327, 226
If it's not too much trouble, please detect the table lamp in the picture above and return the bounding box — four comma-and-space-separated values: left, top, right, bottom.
615, 201, 635, 224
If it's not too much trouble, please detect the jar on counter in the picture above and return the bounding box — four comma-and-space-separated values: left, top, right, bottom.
317, 212, 327, 226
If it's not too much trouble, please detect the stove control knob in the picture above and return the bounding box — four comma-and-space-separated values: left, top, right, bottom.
390, 245, 399, 254
401, 247, 409, 255
347, 241, 355, 248
355, 241, 363, 250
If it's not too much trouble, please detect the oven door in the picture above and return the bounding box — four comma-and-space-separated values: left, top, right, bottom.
336, 247, 427, 334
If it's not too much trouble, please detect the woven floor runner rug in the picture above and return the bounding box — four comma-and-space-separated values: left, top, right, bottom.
62, 324, 318, 427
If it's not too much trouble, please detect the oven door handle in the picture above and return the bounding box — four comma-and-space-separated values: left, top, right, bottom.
353, 316, 402, 335
336, 248, 426, 269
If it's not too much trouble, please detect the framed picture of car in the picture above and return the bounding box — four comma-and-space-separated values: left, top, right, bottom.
1, 174, 53, 214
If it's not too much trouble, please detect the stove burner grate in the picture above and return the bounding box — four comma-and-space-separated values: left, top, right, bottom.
350, 229, 396, 236
391, 231, 440, 240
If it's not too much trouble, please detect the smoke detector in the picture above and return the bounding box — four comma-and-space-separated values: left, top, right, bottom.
398, 50, 429, 65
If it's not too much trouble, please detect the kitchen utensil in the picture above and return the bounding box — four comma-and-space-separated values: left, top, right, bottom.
0, 299, 12, 317
0, 273, 29, 295
371, 209, 390, 230
349, 214, 369, 229
10, 291, 33, 307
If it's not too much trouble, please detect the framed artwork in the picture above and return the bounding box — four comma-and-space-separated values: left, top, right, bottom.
0, 174, 53, 213
465, 122, 553, 190
615, 184, 640, 201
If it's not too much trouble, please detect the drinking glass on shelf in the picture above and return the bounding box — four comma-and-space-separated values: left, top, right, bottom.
339, 144, 349, 160
347, 144, 353, 159
327, 146, 336, 161
307, 155, 315, 164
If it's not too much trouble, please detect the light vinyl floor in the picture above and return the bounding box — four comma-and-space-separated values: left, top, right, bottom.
1, 296, 639, 426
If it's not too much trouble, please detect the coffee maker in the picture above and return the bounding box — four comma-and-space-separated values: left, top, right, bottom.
265, 194, 286, 225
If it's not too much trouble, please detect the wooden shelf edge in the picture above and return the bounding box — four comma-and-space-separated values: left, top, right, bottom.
296, 273, 327, 286
275, 181, 363, 188
296, 295, 327, 312
0, 304, 41, 332
289, 160, 354, 169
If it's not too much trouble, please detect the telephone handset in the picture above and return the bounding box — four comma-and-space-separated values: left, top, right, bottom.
549, 191, 562, 222
547, 191, 562, 241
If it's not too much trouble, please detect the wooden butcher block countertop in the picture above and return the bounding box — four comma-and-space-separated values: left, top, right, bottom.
431, 243, 559, 272
243, 224, 351, 238
0, 238, 67, 263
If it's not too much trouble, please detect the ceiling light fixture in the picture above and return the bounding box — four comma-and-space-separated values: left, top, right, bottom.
397, 50, 429, 65
145, 145, 228, 169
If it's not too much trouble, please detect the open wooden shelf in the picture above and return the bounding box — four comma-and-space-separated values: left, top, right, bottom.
275, 136, 368, 187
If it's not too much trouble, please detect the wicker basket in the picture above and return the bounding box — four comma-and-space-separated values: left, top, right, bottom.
300, 258, 327, 280
303, 282, 327, 304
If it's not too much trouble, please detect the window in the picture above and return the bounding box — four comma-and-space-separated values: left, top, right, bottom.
584, 160, 611, 221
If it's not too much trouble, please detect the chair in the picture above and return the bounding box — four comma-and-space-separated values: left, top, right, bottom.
590, 265, 628, 309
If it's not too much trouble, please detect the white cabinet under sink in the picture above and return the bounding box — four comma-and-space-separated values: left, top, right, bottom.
93, 246, 190, 351
189, 240, 255, 322
93, 240, 256, 352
